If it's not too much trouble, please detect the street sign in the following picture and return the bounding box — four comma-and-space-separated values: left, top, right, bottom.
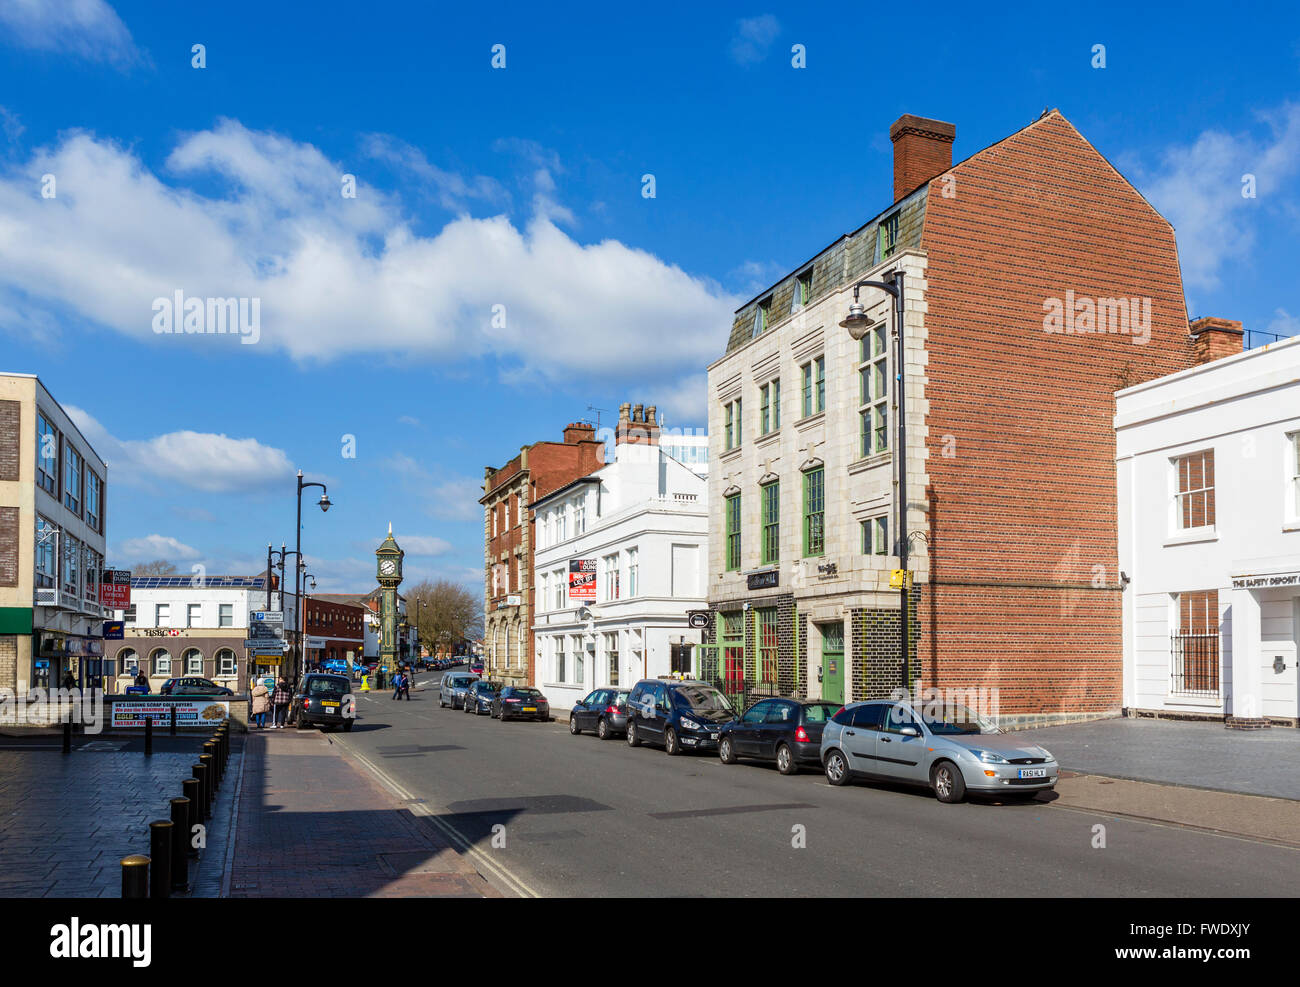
889, 569, 912, 589
248, 611, 284, 641
100, 570, 131, 608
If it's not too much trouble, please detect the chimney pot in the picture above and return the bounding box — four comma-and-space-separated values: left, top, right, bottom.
890, 114, 956, 203
1189, 316, 1244, 366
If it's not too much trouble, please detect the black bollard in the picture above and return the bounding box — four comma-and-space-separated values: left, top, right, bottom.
191, 763, 208, 824
144, 716, 153, 756
198, 754, 214, 814
169, 798, 190, 890
120, 855, 149, 898
148, 821, 172, 898
203, 742, 218, 786
62, 719, 71, 754
181, 780, 201, 858
169, 704, 177, 736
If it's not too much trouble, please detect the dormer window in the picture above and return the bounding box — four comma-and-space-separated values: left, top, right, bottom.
752, 296, 772, 338
878, 212, 900, 261
792, 268, 813, 313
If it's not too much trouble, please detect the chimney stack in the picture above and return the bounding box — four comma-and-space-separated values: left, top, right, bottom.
616, 401, 660, 447
1189, 317, 1244, 365
890, 114, 956, 202
562, 422, 596, 445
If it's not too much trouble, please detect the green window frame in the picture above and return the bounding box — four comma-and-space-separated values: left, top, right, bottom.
802, 467, 825, 558
771, 377, 780, 429
761, 481, 780, 565
760, 384, 770, 435
725, 493, 742, 571
861, 515, 888, 556
858, 326, 889, 457
800, 359, 824, 418
801, 363, 813, 418
725, 401, 734, 450
724, 399, 742, 450
878, 212, 900, 261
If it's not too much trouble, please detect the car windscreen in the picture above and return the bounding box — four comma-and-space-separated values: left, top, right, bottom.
802, 703, 839, 724
919, 704, 997, 735
307, 677, 348, 698
674, 685, 733, 712
477, 682, 501, 693
509, 688, 542, 698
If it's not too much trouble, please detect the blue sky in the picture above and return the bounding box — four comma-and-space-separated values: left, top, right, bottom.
1, 1, 1297, 592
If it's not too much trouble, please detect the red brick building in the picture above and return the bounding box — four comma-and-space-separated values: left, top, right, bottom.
481, 424, 604, 686
302, 595, 366, 667
706, 109, 1208, 725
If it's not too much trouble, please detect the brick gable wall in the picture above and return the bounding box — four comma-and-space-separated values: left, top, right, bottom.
917, 111, 1197, 715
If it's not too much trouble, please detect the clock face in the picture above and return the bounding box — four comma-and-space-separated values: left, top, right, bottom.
379, 559, 396, 576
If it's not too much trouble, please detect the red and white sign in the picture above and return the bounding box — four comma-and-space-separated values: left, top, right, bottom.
568, 559, 596, 601
100, 569, 131, 608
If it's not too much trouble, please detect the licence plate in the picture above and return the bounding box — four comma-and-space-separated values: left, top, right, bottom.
1018, 768, 1047, 779
710, 732, 719, 740
521, 707, 536, 712
322, 701, 339, 708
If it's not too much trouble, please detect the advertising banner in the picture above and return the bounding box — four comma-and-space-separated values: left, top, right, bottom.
568, 559, 597, 601
112, 699, 231, 729
100, 570, 131, 608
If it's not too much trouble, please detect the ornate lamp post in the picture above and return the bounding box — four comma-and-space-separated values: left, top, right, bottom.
293, 470, 331, 684
839, 268, 912, 692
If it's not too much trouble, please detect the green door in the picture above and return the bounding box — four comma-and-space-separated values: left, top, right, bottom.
820, 622, 845, 704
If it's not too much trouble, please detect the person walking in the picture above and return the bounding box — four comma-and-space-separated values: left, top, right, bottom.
391, 669, 405, 701
251, 680, 270, 729
271, 677, 291, 728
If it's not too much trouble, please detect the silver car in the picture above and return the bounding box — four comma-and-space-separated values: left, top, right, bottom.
820, 700, 1059, 803
438, 672, 479, 709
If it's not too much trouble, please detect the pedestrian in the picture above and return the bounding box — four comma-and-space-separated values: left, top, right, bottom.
251, 680, 270, 729
134, 667, 148, 690
61, 670, 76, 690
401, 668, 411, 700
392, 669, 407, 701
272, 677, 291, 728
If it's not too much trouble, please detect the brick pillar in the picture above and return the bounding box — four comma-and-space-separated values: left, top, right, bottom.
1189, 317, 1244, 365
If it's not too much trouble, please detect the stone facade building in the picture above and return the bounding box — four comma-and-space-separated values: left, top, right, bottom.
706, 109, 1206, 726
481, 423, 604, 686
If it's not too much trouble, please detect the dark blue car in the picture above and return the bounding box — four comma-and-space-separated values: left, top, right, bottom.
624, 678, 737, 755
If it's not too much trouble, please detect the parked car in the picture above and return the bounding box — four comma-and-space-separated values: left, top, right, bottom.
291, 673, 356, 731
568, 688, 631, 739
820, 700, 1059, 802
469, 660, 484, 675
624, 679, 737, 755
438, 672, 480, 709
463, 680, 502, 715
492, 686, 550, 721
718, 698, 840, 774
159, 676, 234, 697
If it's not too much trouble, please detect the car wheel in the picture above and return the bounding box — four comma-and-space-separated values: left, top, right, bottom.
664, 727, 680, 756
569, 714, 581, 735
719, 735, 737, 764
776, 743, 798, 776
439, 696, 446, 708
931, 760, 967, 804
824, 748, 850, 786
342, 720, 354, 732
295, 716, 309, 731
626, 721, 641, 747
596, 717, 609, 741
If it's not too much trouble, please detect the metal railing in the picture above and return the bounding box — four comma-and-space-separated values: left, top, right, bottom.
1170, 632, 1220, 697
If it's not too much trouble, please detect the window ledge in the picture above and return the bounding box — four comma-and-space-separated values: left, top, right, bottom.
1164, 695, 1222, 709
1283, 520, 1300, 533
719, 446, 743, 462
1163, 529, 1218, 548
755, 430, 781, 448
848, 451, 892, 475
794, 411, 826, 431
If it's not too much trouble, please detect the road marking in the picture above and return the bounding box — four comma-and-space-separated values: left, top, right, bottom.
335, 738, 541, 898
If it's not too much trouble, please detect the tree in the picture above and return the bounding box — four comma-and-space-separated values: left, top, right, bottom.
132, 559, 179, 575
405, 578, 483, 654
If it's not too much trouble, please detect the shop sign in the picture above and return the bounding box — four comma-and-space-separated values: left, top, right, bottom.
100, 570, 131, 608
112, 699, 230, 729
747, 569, 779, 590
1231, 570, 1300, 590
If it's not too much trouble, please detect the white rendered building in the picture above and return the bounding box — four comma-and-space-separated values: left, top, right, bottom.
1117, 331, 1300, 726
532, 404, 708, 710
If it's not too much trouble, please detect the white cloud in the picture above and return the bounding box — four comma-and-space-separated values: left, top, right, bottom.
397, 415, 420, 426
1139, 103, 1300, 290
395, 534, 454, 556
66, 405, 293, 493
117, 534, 201, 561
0, 0, 139, 66
0, 120, 736, 403
729, 15, 781, 66
385, 454, 483, 522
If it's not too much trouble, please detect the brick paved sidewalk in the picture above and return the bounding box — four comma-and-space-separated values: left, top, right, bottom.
0, 735, 217, 897
227, 728, 496, 897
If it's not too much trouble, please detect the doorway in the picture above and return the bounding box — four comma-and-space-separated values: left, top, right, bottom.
819, 622, 845, 704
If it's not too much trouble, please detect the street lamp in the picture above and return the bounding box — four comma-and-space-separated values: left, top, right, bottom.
301, 571, 317, 669
294, 469, 331, 684
839, 268, 911, 692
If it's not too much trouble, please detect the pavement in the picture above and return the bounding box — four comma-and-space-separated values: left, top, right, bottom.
324, 672, 1300, 897
0, 733, 230, 897
225, 720, 497, 898
1014, 717, 1300, 801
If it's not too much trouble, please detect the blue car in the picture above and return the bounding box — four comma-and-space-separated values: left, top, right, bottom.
624, 678, 737, 755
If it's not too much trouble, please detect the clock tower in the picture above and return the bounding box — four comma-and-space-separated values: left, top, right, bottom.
376, 523, 404, 677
